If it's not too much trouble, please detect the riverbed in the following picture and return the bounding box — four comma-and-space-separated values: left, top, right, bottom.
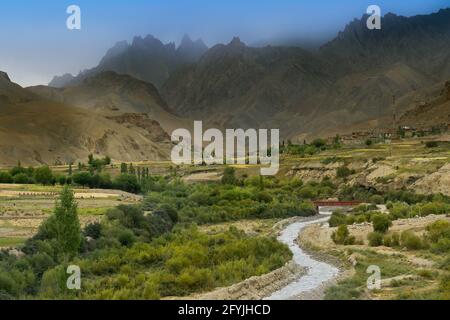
266, 215, 339, 300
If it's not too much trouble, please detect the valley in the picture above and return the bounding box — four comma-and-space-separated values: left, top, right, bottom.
0, 132, 448, 299
0, 6, 450, 301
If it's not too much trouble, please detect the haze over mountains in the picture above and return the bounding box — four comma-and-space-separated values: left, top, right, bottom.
1, 8, 450, 165
49, 35, 208, 89
50, 9, 450, 136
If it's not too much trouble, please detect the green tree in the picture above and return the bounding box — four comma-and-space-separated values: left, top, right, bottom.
120, 163, 128, 174
312, 138, 326, 148
34, 166, 54, 185
221, 167, 237, 185
53, 186, 81, 258
129, 163, 136, 175
372, 214, 392, 233
72, 172, 92, 187
13, 173, 29, 184
331, 225, 355, 245
0, 172, 13, 183
114, 174, 141, 193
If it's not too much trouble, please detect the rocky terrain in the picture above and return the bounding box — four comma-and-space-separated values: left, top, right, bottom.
0, 72, 174, 166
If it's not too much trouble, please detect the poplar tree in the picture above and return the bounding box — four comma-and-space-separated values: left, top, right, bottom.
54, 186, 81, 259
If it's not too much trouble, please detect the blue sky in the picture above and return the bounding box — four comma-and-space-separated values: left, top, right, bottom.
0, 0, 448, 86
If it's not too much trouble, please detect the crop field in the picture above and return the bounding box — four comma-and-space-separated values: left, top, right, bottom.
0, 184, 141, 248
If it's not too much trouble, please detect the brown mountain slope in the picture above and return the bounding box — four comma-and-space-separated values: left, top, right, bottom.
398, 81, 450, 128
28, 71, 189, 133
0, 73, 172, 166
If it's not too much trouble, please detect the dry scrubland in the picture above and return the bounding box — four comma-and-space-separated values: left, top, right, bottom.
299, 215, 450, 299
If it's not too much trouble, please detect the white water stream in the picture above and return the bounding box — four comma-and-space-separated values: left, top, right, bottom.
266, 212, 339, 300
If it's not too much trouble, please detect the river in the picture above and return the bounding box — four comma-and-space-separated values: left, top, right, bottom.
266, 213, 339, 300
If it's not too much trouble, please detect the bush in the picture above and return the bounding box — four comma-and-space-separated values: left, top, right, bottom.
425, 141, 438, 148
221, 167, 237, 185
400, 231, 424, 250
298, 186, 317, 199
329, 212, 348, 227
13, 173, 29, 184
331, 225, 355, 245
431, 238, 450, 254
336, 166, 352, 179
370, 195, 384, 204
84, 222, 102, 239
312, 139, 326, 148
426, 220, 450, 243
372, 214, 392, 233
391, 232, 400, 246
383, 234, 392, 247
0, 172, 13, 183
368, 232, 384, 247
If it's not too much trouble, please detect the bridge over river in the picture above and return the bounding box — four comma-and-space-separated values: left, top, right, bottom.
312, 200, 362, 215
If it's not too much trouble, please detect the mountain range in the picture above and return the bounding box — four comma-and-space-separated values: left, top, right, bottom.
49, 35, 208, 89
1, 8, 450, 165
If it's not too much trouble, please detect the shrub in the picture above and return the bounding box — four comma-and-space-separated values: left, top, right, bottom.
431, 238, 450, 254
370, 195, 384, 204
298, 186, 317, 199
0, 172, 13, 183
426, 220, 450, 243
221, 167, 237, 185
425, 141, 438, 148
13, 173, 29, 184
312, 139, 326, 148
368, 232, 384, 247
400, 231, 424, 250
84, 222, 102, 239
336, 166, 352, 179
391, 232, 400, 247
329, 212, 348, 227
39, 265, 69, 298
331, 225, 355, 245
372, 214, 392, 233
383, 234, 392, 247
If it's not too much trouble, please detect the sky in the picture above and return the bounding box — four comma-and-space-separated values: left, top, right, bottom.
0, 0, 448, 87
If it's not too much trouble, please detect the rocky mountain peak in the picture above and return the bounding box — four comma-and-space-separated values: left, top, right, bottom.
0, 71, 11, 83
229, 37, 245, 47
101, 40, 129, 62
177, 34, 208, 63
